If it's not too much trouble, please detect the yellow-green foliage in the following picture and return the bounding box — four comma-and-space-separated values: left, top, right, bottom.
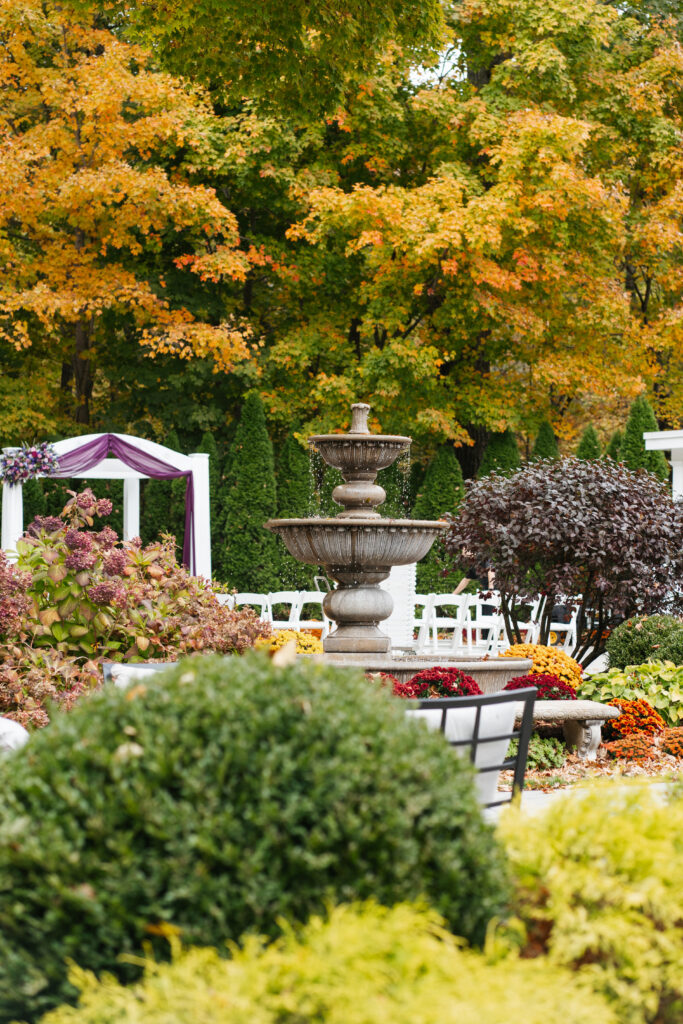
40, 903, 612, 1024
499, 783, 683, 1024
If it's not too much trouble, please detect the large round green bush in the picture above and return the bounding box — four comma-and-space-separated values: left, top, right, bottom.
0, 653, 509, 1022
606, 614, 683, 669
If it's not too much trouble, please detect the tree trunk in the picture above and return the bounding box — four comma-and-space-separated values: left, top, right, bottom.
72, 319, 93, 425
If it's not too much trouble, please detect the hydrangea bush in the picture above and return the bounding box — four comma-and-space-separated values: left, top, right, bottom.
1, 489, 270, 726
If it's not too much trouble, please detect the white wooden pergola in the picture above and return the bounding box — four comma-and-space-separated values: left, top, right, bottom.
1, 434, 212, 579
644, 430, 683, 499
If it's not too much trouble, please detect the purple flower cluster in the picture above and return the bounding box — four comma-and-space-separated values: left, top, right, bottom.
87, 581, 127, 606
96, 498, 113, 516
76, 489, 97, 512
26, 516, 64, 537
0, 443, 59, 485
97, 526, 118, 549
65, 550, 97, 571
103, 549, 127, 576
65, 529, 93, 551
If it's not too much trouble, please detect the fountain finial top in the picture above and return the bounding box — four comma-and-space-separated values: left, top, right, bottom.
349, 403, 371, 434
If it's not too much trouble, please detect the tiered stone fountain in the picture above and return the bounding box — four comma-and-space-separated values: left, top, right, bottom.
266, 403, 530, 689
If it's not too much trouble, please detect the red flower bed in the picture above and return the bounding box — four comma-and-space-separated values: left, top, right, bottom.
603, 698, 665, 740
394, 667, 482, 700
503, 673, 577, 700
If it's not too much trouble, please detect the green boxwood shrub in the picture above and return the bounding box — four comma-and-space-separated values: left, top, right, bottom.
606, 615, 683, 669
579, 661, 683, 726
0, 653, 509, 1021
501, 783, 683, 1024
39, 903, 613, 1024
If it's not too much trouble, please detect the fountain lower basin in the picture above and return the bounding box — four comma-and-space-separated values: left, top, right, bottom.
265, 517, 448, 654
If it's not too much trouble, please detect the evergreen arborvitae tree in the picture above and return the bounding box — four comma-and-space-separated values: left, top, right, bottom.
196, 430, 222, 578
605, 429, 623, 462
22, 478, 46, 528
220, 394, 280, 592
477, 429, 521, 477
530, 420, 559, 460
576, 424, 602, 460
621, 396, 670, 481
276, 433, 316, 588
412, 447, 465, 594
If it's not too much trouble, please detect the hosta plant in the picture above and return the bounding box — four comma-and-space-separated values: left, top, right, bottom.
394, 667, 482, 699
603, 698, 665, 740
507, 734, 566, 771
504, 673, 577, 700
579, 662, 683, 727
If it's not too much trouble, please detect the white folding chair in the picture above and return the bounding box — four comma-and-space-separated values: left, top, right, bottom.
464, 594, 505, 655
422, 594, 469, 654
294, 590, 331, 639
233, 593, 272, 622
268, 591, 301, 630
215, 593, 235, 609
413, 593, 435, 652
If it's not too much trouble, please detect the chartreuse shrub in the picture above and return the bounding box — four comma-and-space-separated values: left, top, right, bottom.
606, 616, 683, 670
0, 653, 509, 1022
38, 903, 613, 1024
500, 783, 683, 1024
579, 662, 683, 726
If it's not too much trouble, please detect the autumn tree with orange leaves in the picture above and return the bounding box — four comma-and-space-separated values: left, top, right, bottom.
0, 0, 251, 424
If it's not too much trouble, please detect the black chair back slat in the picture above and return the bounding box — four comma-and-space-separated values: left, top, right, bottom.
415, 688, 537, 809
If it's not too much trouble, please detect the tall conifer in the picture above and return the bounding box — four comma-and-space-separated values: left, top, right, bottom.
605, 429, 623, 461
530, 420, 559, 460
412, 447, 465, 593
276, 433, 316, 588
621, 396, 669, 481
477, 430, 521, 477
576, 425, 602, 460
221, 394, 280, 592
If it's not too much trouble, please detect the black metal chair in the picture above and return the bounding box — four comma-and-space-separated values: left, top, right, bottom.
415, 687, 537, 810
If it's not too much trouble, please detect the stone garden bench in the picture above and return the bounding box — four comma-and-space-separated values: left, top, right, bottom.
514, 699, 620, 761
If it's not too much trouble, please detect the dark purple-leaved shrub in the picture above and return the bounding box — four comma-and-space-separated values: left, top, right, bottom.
444, 458, 683, 668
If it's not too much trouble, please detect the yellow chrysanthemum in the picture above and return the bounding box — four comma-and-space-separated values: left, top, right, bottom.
266, 629, 323, 654
503, 643, 582, 688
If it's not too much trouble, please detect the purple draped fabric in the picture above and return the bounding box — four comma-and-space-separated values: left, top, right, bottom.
55, 434, 195, 571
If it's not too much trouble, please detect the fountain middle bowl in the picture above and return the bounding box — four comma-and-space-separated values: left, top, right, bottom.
265, 517, 448, 580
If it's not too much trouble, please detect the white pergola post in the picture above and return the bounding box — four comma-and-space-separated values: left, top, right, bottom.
1, 480, 23, 559
123, 477, 140, 541
189, 452, 211, 579
644, 430, 683, 499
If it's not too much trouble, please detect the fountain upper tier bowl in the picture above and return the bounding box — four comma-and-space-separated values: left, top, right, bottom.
266, 517, 448, 585
309, 433, 410, 476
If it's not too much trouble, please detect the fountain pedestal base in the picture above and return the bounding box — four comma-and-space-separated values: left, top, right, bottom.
322, 583, 393, 654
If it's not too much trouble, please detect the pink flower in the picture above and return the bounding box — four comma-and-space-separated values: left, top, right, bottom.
103, 550, 127, 576
87, 582, 117, 605
76, 489, 97, 512
97, 526, 118, 549
96, 498, 113, 517
65, 550, 97, 571
65, 529, 93, 551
